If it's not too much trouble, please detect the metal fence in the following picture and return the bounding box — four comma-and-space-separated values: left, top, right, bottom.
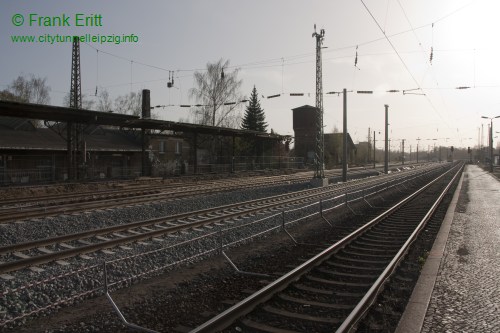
0, 155, 304, 185
189, 156, 305, 175
0, 167, 143, 185
0, 165, 441, 329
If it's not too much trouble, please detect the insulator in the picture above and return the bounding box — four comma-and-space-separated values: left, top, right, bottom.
267, 94, 280, 99
354, 45, 359, 67
290, 93, 304, 96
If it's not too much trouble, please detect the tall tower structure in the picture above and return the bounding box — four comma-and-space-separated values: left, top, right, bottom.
70, 37, 82, 109
68, 36, 83, 180
312, 25, 325, 179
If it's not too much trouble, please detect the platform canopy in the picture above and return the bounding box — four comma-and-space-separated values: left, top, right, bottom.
0, 100, 139, 125
0, 100, 290, 140
123, 118, 289, 140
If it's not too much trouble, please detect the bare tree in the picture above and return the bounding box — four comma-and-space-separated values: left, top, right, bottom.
114, 91, 142, 116
1, 74, 51, 104
0, 74, 51, 127
0, 90, 22, 102
189, 58, 244, 128
95, 89, 113, 112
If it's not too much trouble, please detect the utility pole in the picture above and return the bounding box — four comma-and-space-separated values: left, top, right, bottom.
342, 88, 347, 182
141, 89, 151, 176
373, 131, 376, 169
491, 124, 493, 172
384, 105, 389, 174
368, 127, 371, 166
417, 138, 420, 163
402, 139, 405, 165
312, 25, 326, 185
481, 115, 500, 172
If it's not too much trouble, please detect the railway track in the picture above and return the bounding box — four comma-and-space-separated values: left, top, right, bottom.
189, 162, 463, 333
0, 168, 380, 223
0, 165, 433, 275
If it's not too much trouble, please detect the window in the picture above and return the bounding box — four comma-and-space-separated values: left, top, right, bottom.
159, 141, 165, 154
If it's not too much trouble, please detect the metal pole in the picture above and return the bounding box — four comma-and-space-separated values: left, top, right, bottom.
417, 142, 419, 163
231, 135, 235, 173
490, 120, 494, 172
373, 131, 376, 169
67, 122, 73, 180
384, 105, 389, 174
193, 132, 198, 174
402, 139, 405, 165
343, 88, 347, 182
141, 128, 146, 176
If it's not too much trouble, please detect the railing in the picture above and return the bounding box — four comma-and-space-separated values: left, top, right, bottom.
0, 166, 441, 329
0, 156, 304, 185
0, 167, 144, 185
189, 156, 305, 175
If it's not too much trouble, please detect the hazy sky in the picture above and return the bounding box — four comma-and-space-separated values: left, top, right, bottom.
1, 0, 499, 150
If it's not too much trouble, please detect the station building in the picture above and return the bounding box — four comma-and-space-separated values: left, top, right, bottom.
0, 99, 296, 185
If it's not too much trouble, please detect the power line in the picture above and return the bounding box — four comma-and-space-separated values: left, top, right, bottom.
360, 0, 453, 133
77, 0, 479, 90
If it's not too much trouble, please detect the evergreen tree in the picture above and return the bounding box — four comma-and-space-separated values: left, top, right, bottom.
241, 86, 267, 132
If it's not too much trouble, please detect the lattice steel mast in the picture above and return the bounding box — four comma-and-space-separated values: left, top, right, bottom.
69, 36, 83, 180
70, 37, 82, 109
312, 25, 325, 179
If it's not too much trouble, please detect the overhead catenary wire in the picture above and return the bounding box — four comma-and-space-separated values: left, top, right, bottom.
0, 0, 484, 130
78, 0, 475, 83
360, 0, 454, 134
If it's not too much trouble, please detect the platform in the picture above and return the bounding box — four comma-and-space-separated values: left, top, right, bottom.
396, 164, 500, 333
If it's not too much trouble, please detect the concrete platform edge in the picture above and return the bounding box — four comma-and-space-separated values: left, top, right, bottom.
394, 168, 465, 333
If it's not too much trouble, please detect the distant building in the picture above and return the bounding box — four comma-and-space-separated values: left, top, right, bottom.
292, 105, 356, 167
148, 134, 190, 176
0, 116, 144, 183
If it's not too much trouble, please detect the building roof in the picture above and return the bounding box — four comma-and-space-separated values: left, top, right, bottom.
0, 100, 290, 141
0, 127, 141, 152
291, 105, 318, 111
123, 118, 289, 140
324, 133, 356, 150
0, 100, 139, 125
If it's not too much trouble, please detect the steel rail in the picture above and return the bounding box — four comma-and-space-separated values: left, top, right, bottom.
0, 176, 310, 222
335, 162, 464, 332
0, 168, 361, 221
189, 163, 459, 333
0, 166, 428, 256
0, 167, 385, 213
0, 169, 322, 207
0, 166, 434, 274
